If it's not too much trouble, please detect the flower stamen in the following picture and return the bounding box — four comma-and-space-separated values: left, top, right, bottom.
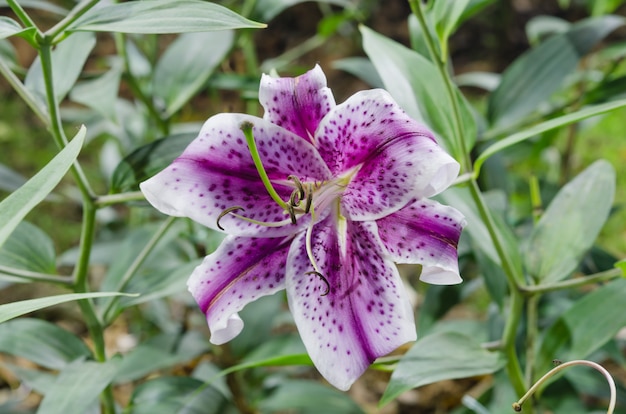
306, 271, 330, 296
288, 175, 305, 202
217, 206, 245, 230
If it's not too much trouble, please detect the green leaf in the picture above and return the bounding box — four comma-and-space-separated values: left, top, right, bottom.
110, 133, 195, 193
0, 362, 56, 395
380, 332, 505, 406
128, 376, 235, 414
259, 380, 365, 414
252, 0, 350, 22
0, 16, 26, 39
69, 0, 266, 34
617, 259, 626, 276
70, 60, 123, 121
25, 32, 96, 104
432, 0, 471, 51
0, 292, 134, 324
0, 126, 85, 249
525, 160, 615, 283
114, 332, 208, 383
536, 279, 626, 376
0, 221, 56, 273
120, 259, 202, 308
360, 25, 476, 159
474, 98, 626, 177
0, 0, 67, 15
37, 357, 121, 414
153, 31, 234, 117
488, 15, 625, 128
332, 57, 383, 88
0, 318, 90, 369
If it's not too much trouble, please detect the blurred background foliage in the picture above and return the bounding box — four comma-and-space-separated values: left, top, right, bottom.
0, 0, 625, 413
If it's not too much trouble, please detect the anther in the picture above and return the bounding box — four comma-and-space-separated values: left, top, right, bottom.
306, 271, 330, 296
288, 175, 305, 201
289, 188, 302, 207
287, 204, 297, 225
304, 184, 313, 213
217, 206, 245, 230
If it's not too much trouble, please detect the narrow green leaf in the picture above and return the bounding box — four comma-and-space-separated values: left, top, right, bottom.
259, 380, 365, 414
69, 0, 266, 34
0, 126, 85, 249
0, 318, 90, 369
128, 376, 234, 414
0, 0, 67, 15
37, 357, 121, 414
474, 98, 626, 176
153, 31, 234, 117
0, 221, 56, 273
110, 133, 195, 193
525, 160, 615, 283
0, 362, 56, 395
380, 332, 505, 406
488, 15, 625, 128
0, 292, 134, 324
361, 25, 476, 158
616, 259, 626, 276
536, 279, 626, 376
25, 32, 96, 103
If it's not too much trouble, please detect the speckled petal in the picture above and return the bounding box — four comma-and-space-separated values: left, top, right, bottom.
259, 65, 336, 142
140, 113, 332, 237
188, 235, 291, 345
376, 199, 466, 285
315, 89, 460, 220
286, 216, 416, 390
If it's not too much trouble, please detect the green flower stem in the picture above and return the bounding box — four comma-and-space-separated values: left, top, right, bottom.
408, 0, 528, 398
101, 216, 177, 324
240, 122, 290, 211
408, 0, 471, 173
0, 58, 49, 126
519, 268, 622, 296
45, 0, 100, 41
0, 265, 73, 285
524, 295, 539, 387
95, 191, 146, 208
38, 41, 95, 199
6, 0, 39, 31
114, 32, 170, 134
513, 360, 616, 413
73, 203, 116, 414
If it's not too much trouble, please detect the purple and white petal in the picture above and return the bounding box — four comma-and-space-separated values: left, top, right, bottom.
140, 113, 332, 237
286, 216, 416, 390
259, 65, 336, 142
376, 199, 466, 285
188, 235, 291, 345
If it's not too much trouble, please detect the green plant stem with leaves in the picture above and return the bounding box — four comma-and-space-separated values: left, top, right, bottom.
409, 0, 529, 402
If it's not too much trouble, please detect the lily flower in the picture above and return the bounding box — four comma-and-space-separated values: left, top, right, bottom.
140, 65, 465, 390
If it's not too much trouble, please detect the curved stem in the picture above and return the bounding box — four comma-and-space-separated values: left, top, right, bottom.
38, 41, 95, 199
513, 360, 616, 413
101, 216, 177, 324
6, 0, 38, 31
45, 0, 100, 41
519, 268, 621, 296
95, 191, 146, 208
